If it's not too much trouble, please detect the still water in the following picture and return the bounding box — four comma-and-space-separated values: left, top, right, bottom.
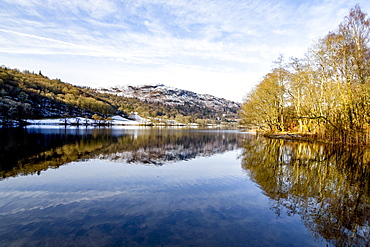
0, 127, 369, 246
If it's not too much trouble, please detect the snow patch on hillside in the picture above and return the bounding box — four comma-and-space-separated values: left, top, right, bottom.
98, 84, 241, 111
98, 84, 241, 119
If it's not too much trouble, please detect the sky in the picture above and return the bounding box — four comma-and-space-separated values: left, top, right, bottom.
1, 0, 370, 102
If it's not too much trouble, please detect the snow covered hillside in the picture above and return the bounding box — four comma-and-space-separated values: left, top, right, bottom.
99, 84, 241, 118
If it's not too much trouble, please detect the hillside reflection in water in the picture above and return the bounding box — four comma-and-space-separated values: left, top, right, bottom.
0, 127, 241, 179
0, 127, 369, 246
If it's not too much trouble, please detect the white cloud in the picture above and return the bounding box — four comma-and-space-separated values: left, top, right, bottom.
1, 0, 370, 101
3, 0, 117, 18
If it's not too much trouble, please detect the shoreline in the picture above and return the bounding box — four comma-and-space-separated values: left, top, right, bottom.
0, 116, 238, 129
262, 133, 317, 142
261, 132, 370, 146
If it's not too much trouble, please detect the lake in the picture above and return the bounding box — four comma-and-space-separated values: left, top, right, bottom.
0, 127, 369, 246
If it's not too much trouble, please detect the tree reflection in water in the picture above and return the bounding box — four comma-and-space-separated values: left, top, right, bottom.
241, 135, 370, 247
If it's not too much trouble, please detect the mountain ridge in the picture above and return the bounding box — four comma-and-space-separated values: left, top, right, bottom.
99, 84, 240, 118
102, 83, 239, 103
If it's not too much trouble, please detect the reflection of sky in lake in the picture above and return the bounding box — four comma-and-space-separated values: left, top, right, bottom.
0, 149, 327, 246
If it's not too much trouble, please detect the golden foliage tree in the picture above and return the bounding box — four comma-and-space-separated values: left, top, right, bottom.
241, 5, 370, 144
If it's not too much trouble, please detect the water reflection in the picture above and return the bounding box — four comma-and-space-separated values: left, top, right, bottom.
2, 128, 370, 246
241, 135, 370, 247
0, 127, 241, 179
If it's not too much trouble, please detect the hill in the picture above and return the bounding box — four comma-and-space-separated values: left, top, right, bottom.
99, 84, 240, 121
0, 66, 240, 126
0, 66, 116, 124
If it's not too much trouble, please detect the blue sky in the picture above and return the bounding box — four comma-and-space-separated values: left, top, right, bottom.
1, 0, 370, 102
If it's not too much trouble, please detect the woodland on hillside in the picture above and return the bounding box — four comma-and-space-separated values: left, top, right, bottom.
241, 5, 370, 144
0, 67, 237, 125
0, 67, 115, 122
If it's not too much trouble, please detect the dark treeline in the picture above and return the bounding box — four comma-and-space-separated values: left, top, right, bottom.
241, 5, 370, 144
